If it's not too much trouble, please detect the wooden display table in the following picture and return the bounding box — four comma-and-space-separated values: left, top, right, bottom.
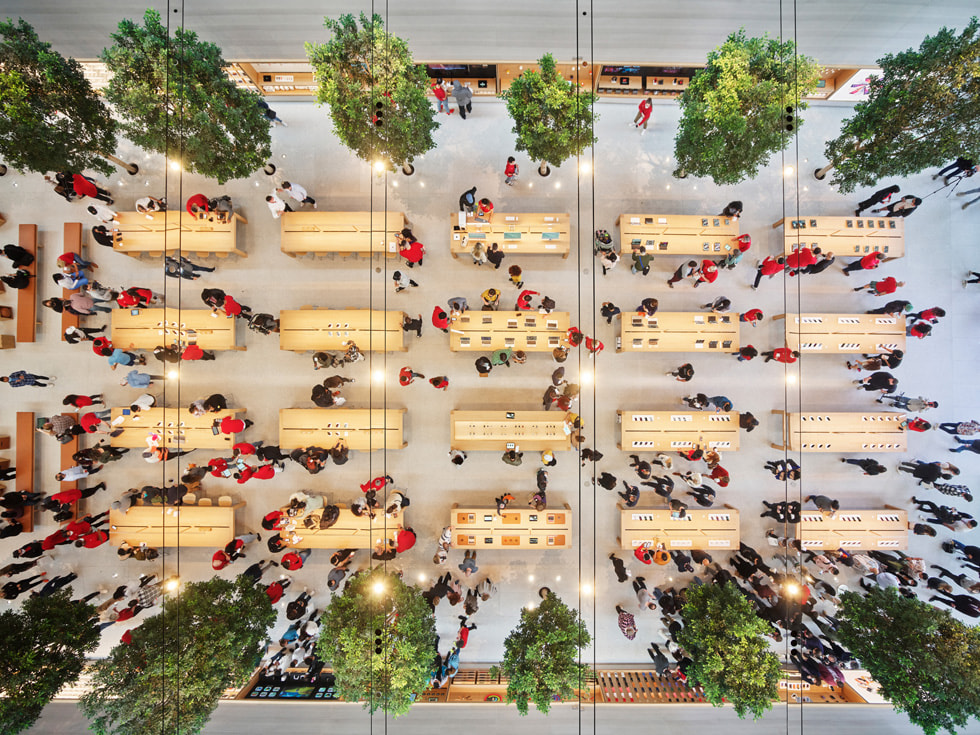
108, 503, 241, 548
15, 224, 37, 344
799, 506, 908, 550
776, 313, 905, 354
279, 309, 406, 352
280, 211, 405, 257
60, 223, 83, 338
278, 408, 406, 451
450, 503, 572, 549
449, 310, 569, 352
617, 311, 739, 352
449, 212, 569, 258
616, 213, 739, 255
111, 211, 247, 258
772, 216, 904, 257
771, 410, 906, 453
111, 308, 242, 351
279, 505, 399, 549
618, 410, 740, 451
109, 408, 244, 449
619, 505, 740, 550
450, 410, 572, 451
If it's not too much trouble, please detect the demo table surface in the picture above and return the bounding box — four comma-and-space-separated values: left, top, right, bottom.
279, 408, 406, 450
618, 311, 740, 352
112, 211, 247, 256
109, 504, 238, 547
280, 211, 405, 254
775, 410, 907, 452
451, 504, 572, 549
619, 505, 740, 551
449, 310, 570, 352
779, 313, 906, 354
279, 309, 406, 352
450, 410, 573, 451
616, 213, 740, 255
109, 407, 242, 449
111, 308, 239, 350
798, 508, 908, 550
449, 212, 570, 256
278, 505, 400, 549
619, 410, 740, 451
773, 215, 905, 257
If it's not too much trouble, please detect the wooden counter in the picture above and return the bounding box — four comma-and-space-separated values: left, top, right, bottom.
111, 308, 241, 351
109, 407, 243, 449
618, 410, 740, 451
772, 216, 904, 257
777, 313, 906, 354
450, 410, 572, 451
619, 505, 740, 551
771, 410, 906, 452
617, 311, 739, 352
279, 309, 406, 352
798, 506, 908, 550
280, 211, 405, 257
451, 503, 572, 549
108, 503, 240, 547
449, 310, 569, 352
279, 505, 400, 549
449, 212, 569, 258
616, 213, 739, 256
112, 211, 247, 258
278, 408, 405, 451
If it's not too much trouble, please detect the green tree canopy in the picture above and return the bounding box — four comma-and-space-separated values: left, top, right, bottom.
0, 17, 118, 176
492, 592, 591, 716
821, 16, 980, 192
0, 589, 100, 734
100, 8, 271, 184
837, 587, 980, 735
677, 581, 780, 719
306, 13, 439, 170
80, 576, 276, 735
500, 53, 598, 170
673, 29, 819, 185
317, 567, 436, 717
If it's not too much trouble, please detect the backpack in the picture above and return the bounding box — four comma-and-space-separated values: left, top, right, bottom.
319, 504, 340, 529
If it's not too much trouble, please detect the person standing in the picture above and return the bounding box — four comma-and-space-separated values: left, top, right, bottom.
504, 157, 519, 186
459, 186, 477, 213
265, 192, 290, 219
431, 77, 451, 113
632, 97, 653, 133
279, 181, 317, 209
631, 247, 653, 275
452, 81, 473, 119
72, 173, 113, 204
666, 260, 697, 288
854, 371, 897, 394
855, 184, 900, 216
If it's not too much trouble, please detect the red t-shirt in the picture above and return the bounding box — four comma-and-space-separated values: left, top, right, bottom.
634, 546, 652, 564
873, 277, 898, 295
431, 377, 449, 390
80, 412, 103, 432
121, 629, 133, 645
919, 309, 940, 322
212, 550, 231, 570
223, 295, 243, 316
399, 241, 425, 263
42, 529, 70, 550
504, 161, 517, 176
233, 442, 255, 455
253, 464, 276, 480
265, 582, 284, 604
91, 337, 113, 355
786, 248, 815, 270
458, 626, 471, 648
399, 368, 415, 386
264, 510, 283, 529
517, 290, 538, 310
182, 344, 205, 361
186, 194, 209, 215
760, 257, 784, 276
772, 348, 797, 364
64, 520, 92, 540
395, 528, 416, 553
115, 606, 137, 622
220, 416, 245, 434
907, 417, 931, 431
70, 395, 93, 408
909, 323, 929, 338
282, 551, 304, 570
208, 457, 228, 477
80, 530, 109, 548
50, 488, 82, 505
431, 306, 449, 330
637, 99, 653, 123
116, 291, 138, 308
698, 260, 718, 283
860, 252, 883, 270
72, 174, 98, 199
710, 466, 730, 486
742, 309, 763, 323
236, 466, 254, 484
431, 81, 447, 101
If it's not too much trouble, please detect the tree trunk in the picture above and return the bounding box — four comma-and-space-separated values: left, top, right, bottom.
538, 161, 551, 177
401, 162, 415, 176
98, 151, 139, 175
263, 163, 277, 176
813, 163, 834, 180
674, 168, 688, 179
0, 164, 7, 176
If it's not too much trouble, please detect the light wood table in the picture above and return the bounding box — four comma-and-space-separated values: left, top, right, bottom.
799, 506, 908, 550
618, 411, 740, 452
450, 503, 572, 549
616, 213, 739, 255
109, 408, 244, 449
449, 212, 569, 257
619, 505, 740, 550
109, 503, 241, 547
279, 309, 406, 352
112, 211, 248, 258
773, 215, 904, 257
776, 313, 906, 354
279, 505, 400, 549
449, 310, 569, 352
617, 311, 739, 352
280, 211, 405, 257
111, 308, 242, 351
450, 410, 573, 451
278, 408, 406, 451
771, 410, 906, 453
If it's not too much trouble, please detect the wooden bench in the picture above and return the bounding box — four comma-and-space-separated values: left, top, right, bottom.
278, 504, 400, 549
280, 211, 406, 257
449, 310, 570, 352
776, 313, 906, 354
617, 213, 740, 256
773, 215, 904, 257
449, 410, 572, 451
16, 224, 38, 343
278, 408, 406, 451
279, 309, 406, 352
14, 412, 34, 532
618, 410, 740, 452
451, 503, 572, 549
798, 506, 908, 550
771, 410, 907, 452
617, 311, 740, 352
449, 212, 570, 258
619, 504, 740, 550
61, 223, 83, 339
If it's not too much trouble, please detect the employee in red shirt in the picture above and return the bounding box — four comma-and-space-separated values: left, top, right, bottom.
281, 549, 311, 571
692, 260, 718, 287
739, 308, 764, 327
786, 246, 819, 275
265, 578, 291, 604
398, 239, 425, 268
185, 193, 210, 216
761, 347, 800, 364
855, 277, 905, 295
220, 415, 253, 434
75, 529, 109, 549
72, 174, 113, 203
431, 306, 450, 333
633, 97, 653, 132
516, 289, 539, 310
752, 256, 785, 289
208, 457, 229, 477
395, 525, 416, 553
429, 376, 449, 391
842, 250, 884, 275
181, 343, 216, 361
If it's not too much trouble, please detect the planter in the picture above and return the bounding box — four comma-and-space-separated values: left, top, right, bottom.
537, 162, 551, 177
263, 163, 277, 176
402, 163, 415, 176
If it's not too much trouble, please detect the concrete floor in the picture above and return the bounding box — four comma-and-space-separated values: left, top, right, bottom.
2, 94, 978, 731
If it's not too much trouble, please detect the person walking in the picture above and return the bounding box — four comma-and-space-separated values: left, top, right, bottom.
2, 370, 55, 387
632, 97, 653, 133
452, 81, 473, 119
279, 181, 316, 209
616, 605, 638, 640
854, 371, 897, 394
855, 184, 900, 216
842, 458, 887, 475
504, 157, 519, 186
668, 363, 694, 381
933, 157, 978, 185
760, 348, 799, 364
392, 271, 419, 292
937, 420, 980, 437
751, 256, 785, 289
601, 302, 621, 324
666, 260, 698, 288
164, 255, 215, 280
841, 251, 885, 276
873, 195, 921, 217
957, 186, 980, 210
877, 394, 936, 411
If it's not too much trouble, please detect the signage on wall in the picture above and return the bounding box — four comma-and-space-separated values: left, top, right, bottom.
827, 68, 882, 102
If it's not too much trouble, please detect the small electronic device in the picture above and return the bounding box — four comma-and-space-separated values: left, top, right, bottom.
506, 412, 515, 419
131, 309, 140, 316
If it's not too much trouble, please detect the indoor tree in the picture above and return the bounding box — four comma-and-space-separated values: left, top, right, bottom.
80, 576, 276, 735
0, 17, 125, 176
306, 12, 438, 174
677, 581, 780, 719
837, 587, 980, 735
0, 589, 100, 734
101, 8, 272, 184
317, 567, 436, 717
817, 16, 980, 191
492, 592, 591, 715
500, 53, 598, 176
673, 29, 819, 185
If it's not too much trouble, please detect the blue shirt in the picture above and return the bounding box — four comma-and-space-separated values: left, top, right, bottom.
125, 370, 152, 388
108, 349, 134, 367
